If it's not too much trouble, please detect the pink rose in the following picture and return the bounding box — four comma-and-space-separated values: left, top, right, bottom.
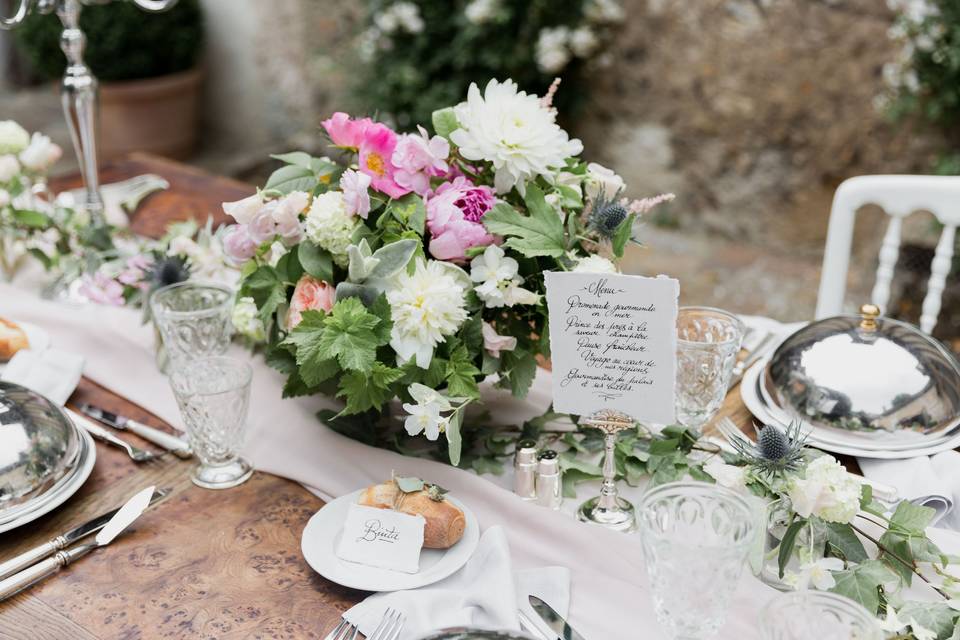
287, 275, 336, 329
340, 168, 372, 219
247, 207, 278, 244
358, 122, 410, 199
222, 225, 258, 264
391, 126, 449, 196
321, 112, 373, 149
425, 177, 498, 262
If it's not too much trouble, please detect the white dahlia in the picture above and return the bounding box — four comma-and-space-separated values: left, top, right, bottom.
450, 79, 584, 195
573, 254, 618, 274
387, 259, 469, 368
305, 191, 357, 266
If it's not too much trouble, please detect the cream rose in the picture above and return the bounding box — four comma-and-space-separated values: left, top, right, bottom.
585, 162, 625, 201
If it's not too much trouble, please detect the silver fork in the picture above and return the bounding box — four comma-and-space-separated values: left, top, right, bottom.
369, 608, 404, 640
324, 618, 359, 640
69, 409, 165, 463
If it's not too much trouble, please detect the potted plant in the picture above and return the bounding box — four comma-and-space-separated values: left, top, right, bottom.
13, 0, 204, 160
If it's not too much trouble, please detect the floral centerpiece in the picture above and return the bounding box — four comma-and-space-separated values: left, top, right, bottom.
224, 78, 673, 464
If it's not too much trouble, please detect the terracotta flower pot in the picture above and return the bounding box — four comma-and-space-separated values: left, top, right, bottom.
97, 67, 203, 160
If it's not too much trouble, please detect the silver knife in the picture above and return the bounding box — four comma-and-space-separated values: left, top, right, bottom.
0, 486, 157, 601
529, 595, 587, 640
0, 487, 169, 581
79, 403, 191, 458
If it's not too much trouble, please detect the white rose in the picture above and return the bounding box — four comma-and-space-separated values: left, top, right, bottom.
0, 121, 30, 155
0, 155, 20, 183
787, 455, 861, 524
703, 459, 748, 492
19, 133, 62, 172
585, 162, 625, 201
222, 193, 263, 225
573, 254, 618, 274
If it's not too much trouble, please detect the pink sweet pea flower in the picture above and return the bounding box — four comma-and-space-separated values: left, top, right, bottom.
247, 206, 279, 244
321, 112, 373, 149
425, 177, 499, 262
358, 122, 410, 199
79, 272, 125, 306
482, 321, 517, 357
391, 125, 450, 196
222, 193, 263, 225
117, 254, 153, 288
222, 225, 259, 264
340, 169, 372, 219
287, 274, 336, 329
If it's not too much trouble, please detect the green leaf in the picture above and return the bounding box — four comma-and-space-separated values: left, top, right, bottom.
368, 294, 393, 344
446, 408, 463, 466
317, 297, 383, 372
298, 241, 333, 283
897, 601, 958, 639
387, 193, 426, 236
461, 314, 483, 353
470, 456, 503, 475
445, 343, 481, 399
11, 209, 50, 228
499, 348, 538, 398
829, 560, 898, 614
270, 151, 313, 168
240, 266, 286, 324
777, 519, 805, 579
824, 522, 869, 563
611, 212, 635, 259
395, 476, 424, 493
561, 468, 601, 498
283, 310, 341, 386
482, 186, 566, 258
265, 164, 319, 194
334, 282, 380, 307
432, 107, 459, 139
889, 500, 936, 535
336, 362, 404, 415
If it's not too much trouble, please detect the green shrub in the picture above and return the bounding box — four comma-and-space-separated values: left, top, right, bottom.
13, 0, 204, 83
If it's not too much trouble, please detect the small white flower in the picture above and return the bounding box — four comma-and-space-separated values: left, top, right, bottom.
450, 79, 583, 195
167, 235, 199, 258
878, 607, 907, 633
387, 259, 469, 368
265, 240, 288, 267
573, 254, 618, 274
481, 321, 517, 357
703, 459, 747, 492
402, 399, 443, 440
585, 162, 625, 201
408, 382, 453, 411
0, 121, 30, 155
570, 26, 599, 58
535, 26, 572, 73
787, 455, 862, 524
783, 556, 843, 591
232, 296, 266, 342
376, 2, 424, 34
0, 155, 19, 183
469, 244, 540, 308
18, 132, 62, 172
222, 193, 263, 225
305, 191, 357, 267
465, 0, 498, 24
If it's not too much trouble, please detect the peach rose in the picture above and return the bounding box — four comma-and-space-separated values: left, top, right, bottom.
287, 275, 335, 329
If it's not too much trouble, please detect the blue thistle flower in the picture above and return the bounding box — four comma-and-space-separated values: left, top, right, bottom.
587, 189, 628, 239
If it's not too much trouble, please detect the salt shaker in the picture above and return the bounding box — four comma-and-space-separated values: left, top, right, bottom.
513, 439, 538, 501
535, 449, 563, 510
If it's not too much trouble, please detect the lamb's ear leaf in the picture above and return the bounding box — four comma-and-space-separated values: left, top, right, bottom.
334, 282, 379, 307
369, 239, 418, 280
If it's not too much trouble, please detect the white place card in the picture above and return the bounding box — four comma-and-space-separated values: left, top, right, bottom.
335, 503, 425, 574
544, 272, 679, 424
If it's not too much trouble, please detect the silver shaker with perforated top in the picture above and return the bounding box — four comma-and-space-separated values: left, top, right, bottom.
513, 439, 538, 501
535, 449, 562, 510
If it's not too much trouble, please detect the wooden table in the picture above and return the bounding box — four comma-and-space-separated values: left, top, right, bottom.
1, 153, 761, 639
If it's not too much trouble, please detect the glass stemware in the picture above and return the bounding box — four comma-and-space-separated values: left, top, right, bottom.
638, 481, 757, 640
759, 591, 882, 640
150, 281, 233, 371
168, 356, 253, 490
675, 306, 744, 429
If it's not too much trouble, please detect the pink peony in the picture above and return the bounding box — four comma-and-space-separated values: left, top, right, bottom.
340, 168, 372, 219
391, 126, 450, 196
321, 112, 373, 149
425, 177, 499, 262
358, 122, 410, 199
222, 225, 259, 264
287, 274, 336, 329
79, 271, 125, 306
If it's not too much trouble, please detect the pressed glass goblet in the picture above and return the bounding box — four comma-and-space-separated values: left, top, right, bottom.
675, 306, 744, 429
759, 591, 882, 640
150, 281, 233, 371
169, 356, 254, 490
638, 481, 757, 640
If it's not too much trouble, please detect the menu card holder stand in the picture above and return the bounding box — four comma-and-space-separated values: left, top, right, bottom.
576, 409, 637, 533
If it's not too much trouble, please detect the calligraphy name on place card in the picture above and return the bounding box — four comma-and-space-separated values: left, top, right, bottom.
335, 503, 425, 574
544, 272, 679, 424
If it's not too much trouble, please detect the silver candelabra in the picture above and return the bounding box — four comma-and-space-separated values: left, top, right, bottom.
1, 0, 178, 223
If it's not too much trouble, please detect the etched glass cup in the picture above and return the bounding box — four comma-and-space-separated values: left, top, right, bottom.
759, 591, 882, 640
150, 282, 233, 371
675, 306, 744, 429
169, 356, 253, 490
638, 481, 757, 640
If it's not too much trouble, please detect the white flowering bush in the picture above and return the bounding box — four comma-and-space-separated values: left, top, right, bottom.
229, 78, 673, 464
353, 0, 624, 127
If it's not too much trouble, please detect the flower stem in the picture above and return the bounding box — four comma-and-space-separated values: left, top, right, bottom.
850, 521, 950, 599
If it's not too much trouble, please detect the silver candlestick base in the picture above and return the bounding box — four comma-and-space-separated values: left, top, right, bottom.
576, 409, 637, 533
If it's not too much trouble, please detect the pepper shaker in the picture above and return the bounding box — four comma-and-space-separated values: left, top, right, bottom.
535, 449, 563, 510
513, 439, 538, 501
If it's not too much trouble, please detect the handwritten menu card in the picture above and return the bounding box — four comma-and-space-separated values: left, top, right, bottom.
336, 503, 425, 574
544, 272, 679, 423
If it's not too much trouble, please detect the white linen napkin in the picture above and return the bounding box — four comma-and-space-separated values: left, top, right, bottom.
343, 526, 569, 640
1, 347, 84, 405
858, 454, 960, 530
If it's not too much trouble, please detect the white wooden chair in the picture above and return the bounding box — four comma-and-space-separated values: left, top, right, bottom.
816, 175, 960, 333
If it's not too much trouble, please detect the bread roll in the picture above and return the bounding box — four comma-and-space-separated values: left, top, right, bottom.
0, 318, 29, 361
359, 482, 465, 549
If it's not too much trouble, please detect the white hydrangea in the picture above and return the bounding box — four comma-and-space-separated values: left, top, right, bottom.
573, 254, 618, 274
787, 455, 862, 524
387, 259, 469, 368
305, 191, 357, 266
535, 26, 571, 73
450, 79, 583, 194
0, 121, 29, 155
569, 26, 599, 58
232, 296, 266, 342
465, 0, 499, 24
469, 244, 540, 308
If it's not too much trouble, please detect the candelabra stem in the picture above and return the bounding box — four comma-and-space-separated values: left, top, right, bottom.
57, 0, 104, 224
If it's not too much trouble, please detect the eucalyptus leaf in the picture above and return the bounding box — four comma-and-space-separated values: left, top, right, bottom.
395, 476, 425, 493
446, 409, 463, 466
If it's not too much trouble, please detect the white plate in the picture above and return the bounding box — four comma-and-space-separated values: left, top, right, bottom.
0, 428, 96, 533
301, 489, 480, 592
0, 321, 51, 373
